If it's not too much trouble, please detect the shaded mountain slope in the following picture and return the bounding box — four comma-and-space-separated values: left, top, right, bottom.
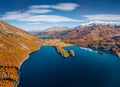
62, 24, 120, 45
61, 24, 120, 57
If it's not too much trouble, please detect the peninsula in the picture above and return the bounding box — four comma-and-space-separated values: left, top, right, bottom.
54, 45, 75, 57
42, 39, 75, 57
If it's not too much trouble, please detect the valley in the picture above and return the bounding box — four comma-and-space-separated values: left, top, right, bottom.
1, 0, 120, 87
0, 20, 120, 87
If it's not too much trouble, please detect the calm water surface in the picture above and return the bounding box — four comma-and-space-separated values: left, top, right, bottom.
18, 46, 120, 87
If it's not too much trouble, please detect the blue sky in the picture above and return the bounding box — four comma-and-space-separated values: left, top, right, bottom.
0, 0, 120, 31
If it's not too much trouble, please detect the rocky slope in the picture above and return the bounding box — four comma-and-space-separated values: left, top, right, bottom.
62, 23, 120, 57
62, 24, 120, 43
0, 20, 42, 87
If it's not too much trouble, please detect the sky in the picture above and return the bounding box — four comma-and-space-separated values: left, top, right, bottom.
0, 0, 120, 31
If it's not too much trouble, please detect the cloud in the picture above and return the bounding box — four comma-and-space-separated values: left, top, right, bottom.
84, 14, 120, 21
1, 3, 81, 23
1, 9, 53, 20
29, 3, 79, 11
19, 15, 81, 22
27, 9, 52, 14
1, 10, 81, 23
51, 3, 79, 11
29, 5, 50, 9
1, 11, 30, 20
26, 22, 43, 25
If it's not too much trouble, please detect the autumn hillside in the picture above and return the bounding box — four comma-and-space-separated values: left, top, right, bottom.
0, 20, 42, 87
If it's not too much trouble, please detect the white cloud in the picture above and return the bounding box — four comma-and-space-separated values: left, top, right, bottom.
84, 14, 120, 20
19, 15, 81, 22
1, 5, 53, 20
29, 5, 50, 9
1, 11, 30, 20
51, 3, 79, 11
26, 22, 43, 25
0, 3, 80, 23
27, 9, 52, 14
29, 3, 79, 11
1, 11, 80, 22
1, 10, 81, 23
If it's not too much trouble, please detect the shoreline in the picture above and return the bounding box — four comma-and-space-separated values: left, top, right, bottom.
43, 45, 119, 57
15, 45, 119, 87
80, 46, 120, 57
15, 44, 41, 87
42, 45, 74, 47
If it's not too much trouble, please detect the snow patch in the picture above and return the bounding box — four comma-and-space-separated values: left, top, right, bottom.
79, 21, 120, 27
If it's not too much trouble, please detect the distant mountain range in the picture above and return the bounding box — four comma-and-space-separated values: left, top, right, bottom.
29, 26, 71, 38
63, 22, 120, 40
0, 20, 41, 87
43, 26, 71, 32
30, 21, 120, 57
78, 21, 120, 28
31, 21, 120, 38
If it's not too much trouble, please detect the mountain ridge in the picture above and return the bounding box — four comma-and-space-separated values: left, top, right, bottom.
79, 21, 120, 28
33, 22, 120, 57
43, 26, 70, 32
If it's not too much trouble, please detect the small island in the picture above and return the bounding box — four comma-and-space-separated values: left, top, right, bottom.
42, 39, 75, 58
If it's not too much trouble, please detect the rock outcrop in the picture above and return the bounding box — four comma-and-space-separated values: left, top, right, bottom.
54, 45, 75, 58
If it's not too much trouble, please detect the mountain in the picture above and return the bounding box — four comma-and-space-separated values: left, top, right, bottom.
43, 26, 70, 32
33, 21, 120, 57
79, 21, 120, 28
63, 23, 120, 40
61, 22, 120, 57
0, 20, 41, 87
29, 26, 71, 38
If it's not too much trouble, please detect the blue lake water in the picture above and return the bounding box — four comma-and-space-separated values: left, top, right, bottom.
18, 46, 120, 87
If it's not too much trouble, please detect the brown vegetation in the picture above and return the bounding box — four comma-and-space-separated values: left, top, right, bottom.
69, 50, 75, 56
42, 39, 72, 46
54, 45, 75, 58
0, 20, 42, 87
42, 39, 75, 57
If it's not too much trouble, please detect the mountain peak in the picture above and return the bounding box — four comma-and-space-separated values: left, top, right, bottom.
79, 21, 120, 28
44, 26, 70, 32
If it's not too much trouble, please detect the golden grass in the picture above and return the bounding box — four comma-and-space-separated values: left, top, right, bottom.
0, 20, 42, 87
42, 39, 73, 47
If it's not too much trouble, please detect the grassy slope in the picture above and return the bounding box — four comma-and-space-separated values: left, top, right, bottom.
0, 20, 42, 87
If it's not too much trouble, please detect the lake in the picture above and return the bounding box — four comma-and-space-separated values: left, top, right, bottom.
18, 46, 120, 87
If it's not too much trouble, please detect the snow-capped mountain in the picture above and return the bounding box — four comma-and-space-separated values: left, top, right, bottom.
79, 21, 120, 28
